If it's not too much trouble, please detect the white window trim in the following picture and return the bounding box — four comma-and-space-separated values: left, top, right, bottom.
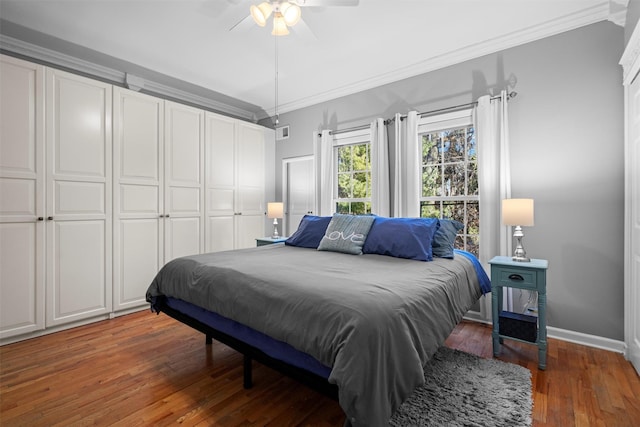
417, 108, 473, 133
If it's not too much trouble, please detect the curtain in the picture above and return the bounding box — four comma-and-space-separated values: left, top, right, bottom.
394, 111, 420, 217
370, 118, 390, 216
476, 90, 512, 267
313, 129, 334, 216
476, 90, 512, 310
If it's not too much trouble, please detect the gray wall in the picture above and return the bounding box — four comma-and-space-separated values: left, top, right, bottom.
269, 21, 625, 341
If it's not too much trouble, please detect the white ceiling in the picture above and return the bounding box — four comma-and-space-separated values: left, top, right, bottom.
0, 0, 622, 120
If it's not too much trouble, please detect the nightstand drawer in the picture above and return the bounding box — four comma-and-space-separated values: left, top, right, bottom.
496, 268, 538, 290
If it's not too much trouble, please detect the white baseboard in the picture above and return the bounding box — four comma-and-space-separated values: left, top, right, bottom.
462, 316, 626, 355
546, 326, 626, 354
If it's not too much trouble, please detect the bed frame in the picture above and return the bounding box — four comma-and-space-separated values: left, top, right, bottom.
155, 298, 340, 401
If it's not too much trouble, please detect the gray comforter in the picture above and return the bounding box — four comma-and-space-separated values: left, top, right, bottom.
146, 244, 484, 426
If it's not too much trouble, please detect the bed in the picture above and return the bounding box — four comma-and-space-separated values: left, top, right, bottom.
146, 215, 490, 426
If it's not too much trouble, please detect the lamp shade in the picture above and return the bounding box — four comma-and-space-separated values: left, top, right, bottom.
502, 199, 534, 226
280, 2, 301, 26
267, 202, 284, 219
272, 13, 290, 35
250, 2, 272, 27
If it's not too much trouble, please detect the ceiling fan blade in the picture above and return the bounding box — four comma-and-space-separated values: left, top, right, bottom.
290, 17, 317, 41
294, 0, 359, 6
229, 14, 254, 32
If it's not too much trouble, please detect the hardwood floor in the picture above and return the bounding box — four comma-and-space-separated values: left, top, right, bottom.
1, 311, 639, 426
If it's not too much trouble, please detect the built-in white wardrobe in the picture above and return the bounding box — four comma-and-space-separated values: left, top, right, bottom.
0, 54, 274, 343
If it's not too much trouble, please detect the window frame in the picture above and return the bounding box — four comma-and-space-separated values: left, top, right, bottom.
417, 108, 479, 255
332, 128, 372, 215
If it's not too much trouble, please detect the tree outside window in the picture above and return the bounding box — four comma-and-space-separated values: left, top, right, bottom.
335, 143, 371, 215
420, 125, 479, 256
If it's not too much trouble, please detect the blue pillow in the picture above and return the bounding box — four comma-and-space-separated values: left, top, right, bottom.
317, 214, 375, 255
285, 215, 332, 249
363, 217, 439, 261
432, 219, 464, 259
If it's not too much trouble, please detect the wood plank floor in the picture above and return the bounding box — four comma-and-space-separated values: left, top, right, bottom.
1, 311, 639, 426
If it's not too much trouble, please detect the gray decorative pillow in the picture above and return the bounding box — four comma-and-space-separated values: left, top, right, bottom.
317, 214, 375, 255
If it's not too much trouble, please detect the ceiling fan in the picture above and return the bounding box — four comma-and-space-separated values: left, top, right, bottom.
231, 0, 359, 36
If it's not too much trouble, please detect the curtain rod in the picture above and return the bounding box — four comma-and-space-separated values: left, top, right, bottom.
328, 123, 371, 136
399, 91, 517, 121
317, 91, 517, 137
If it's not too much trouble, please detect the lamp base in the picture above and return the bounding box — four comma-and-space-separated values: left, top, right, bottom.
271, 218, 279, 239
512, 226, 530, 262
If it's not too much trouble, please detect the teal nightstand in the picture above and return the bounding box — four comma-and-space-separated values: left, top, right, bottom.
256, 237, 288, 246
489, 256, 549, 370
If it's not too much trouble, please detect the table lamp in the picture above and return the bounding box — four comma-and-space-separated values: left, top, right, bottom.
502, 198, 534, 262
267, 202, 284, 239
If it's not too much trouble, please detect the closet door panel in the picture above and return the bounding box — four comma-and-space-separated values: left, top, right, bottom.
166, 104, 202, 186
0, 55, 45, 339
0, 223, 40, 338
120, 184, 159, 214
118, 219, 160, 305
169, 186, 201, 214
206, 114, 236, 189
113, 88, 163, 311
208, 188, 234, 214
49, 220, 108, 323
52, 78, 107, 178
46, 68, 112, 326
236, 215, 265, 249
0, 58, 40, 177
165, 101, 204, 259
166, 217, 201, 261
207, 216, 235, 253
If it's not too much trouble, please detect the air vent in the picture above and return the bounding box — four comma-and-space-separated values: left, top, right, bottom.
275, 125, 290, 141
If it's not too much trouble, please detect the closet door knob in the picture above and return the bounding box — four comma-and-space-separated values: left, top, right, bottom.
37, 217, 44, 221
47, 216, 53, 221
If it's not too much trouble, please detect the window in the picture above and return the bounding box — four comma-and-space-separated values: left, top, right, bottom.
333, 129, 371, 215
418, 110, 479, 256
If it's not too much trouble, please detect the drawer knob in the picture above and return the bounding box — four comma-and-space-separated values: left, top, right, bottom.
508, 274, 524, 281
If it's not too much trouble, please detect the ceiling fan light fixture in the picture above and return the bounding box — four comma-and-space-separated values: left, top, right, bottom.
280, 2, 301, 26
250, 2, 272, 27
272, 13, 290, 36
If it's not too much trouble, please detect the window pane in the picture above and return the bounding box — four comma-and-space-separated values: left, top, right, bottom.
338, 173, 351, 198
444, 163, 465, 197
442, 130, 465, 163
351, 202, 365, 214
468, 162, 478, 195
353, 144, 368, 172
338, 146, 351, 173
353, 172, 369, 198
422, 165, 441, 197
420, 201, 440, 218
467, 201, 479, 235
465, 235, 479, 257
443, 201, 465, 223
422, 134, 439, 164
467, 127, 476, 161
336, 202, 350, 214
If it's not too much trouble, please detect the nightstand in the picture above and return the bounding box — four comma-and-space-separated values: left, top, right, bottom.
256, 237, 288, 246
489, 256, 549, 370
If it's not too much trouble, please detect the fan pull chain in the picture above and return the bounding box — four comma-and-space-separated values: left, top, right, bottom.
274, 33, 279, 126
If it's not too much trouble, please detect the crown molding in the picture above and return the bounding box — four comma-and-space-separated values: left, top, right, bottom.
259, 3, 611, 119
621, 19, 640, 84
608, 0, 629, 27
0, 34, 258, 122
